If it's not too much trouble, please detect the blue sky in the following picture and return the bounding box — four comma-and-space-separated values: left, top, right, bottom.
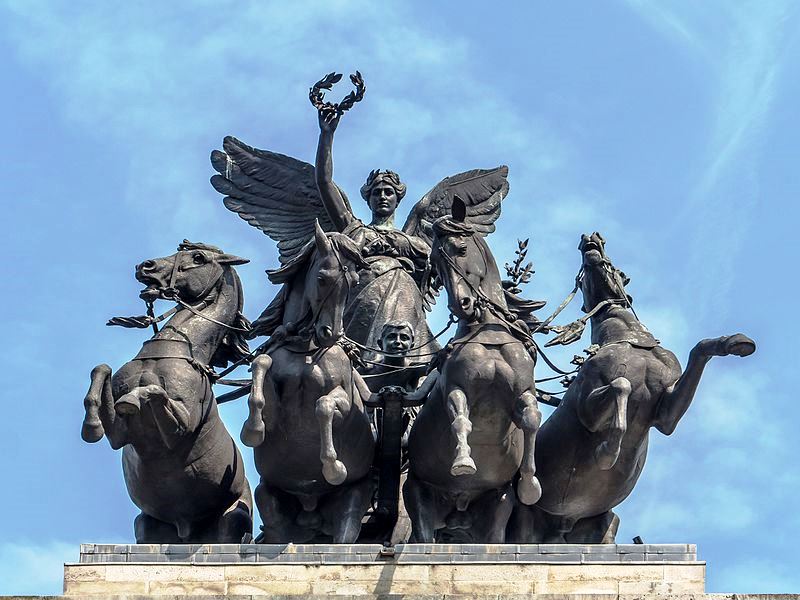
1, 0, 798, 594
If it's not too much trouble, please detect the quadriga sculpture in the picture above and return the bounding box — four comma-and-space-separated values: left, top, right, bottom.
240, 222, 377, 543
403, 199, 544, 543
80, 241, 253, 543
508, 232, 755, 543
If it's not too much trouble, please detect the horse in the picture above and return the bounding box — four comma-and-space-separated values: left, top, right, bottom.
402, 199, 542, 542
240, 222, 377, 543
80, 241, 253, 543
508, 232, 756, 543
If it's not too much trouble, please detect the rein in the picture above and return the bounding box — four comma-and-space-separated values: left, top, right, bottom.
437, 240, 534, 347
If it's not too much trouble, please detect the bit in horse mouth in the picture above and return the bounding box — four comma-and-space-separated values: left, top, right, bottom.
139, 284, 162, 301
581, 240, 601, 253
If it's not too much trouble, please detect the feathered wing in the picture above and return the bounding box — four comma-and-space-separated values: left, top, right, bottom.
404, 166, 509, 309
210, 136, 344, 265
402, 166, 509, 247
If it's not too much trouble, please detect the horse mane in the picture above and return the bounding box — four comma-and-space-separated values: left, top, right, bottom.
209, 266, 252, 368
250, 232, 366, 339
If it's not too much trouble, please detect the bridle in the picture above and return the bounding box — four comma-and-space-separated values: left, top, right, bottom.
435, 233, 534, 346
109, 251, 250, 334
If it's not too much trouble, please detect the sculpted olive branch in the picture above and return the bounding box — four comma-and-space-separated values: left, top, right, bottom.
309, 70, 366, 118
504, 238, 534, 295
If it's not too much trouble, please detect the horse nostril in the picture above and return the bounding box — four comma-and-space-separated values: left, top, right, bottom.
461, 298, 471, 308
140, 260, 156, 272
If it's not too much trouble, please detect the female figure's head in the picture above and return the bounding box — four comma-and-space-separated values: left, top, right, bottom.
360, 170, 406, 219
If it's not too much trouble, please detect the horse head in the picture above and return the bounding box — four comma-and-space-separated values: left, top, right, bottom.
304, 221, 366, 347
579, 232, 631, 313
431, 197, 506, 323
136, 240, 249, 305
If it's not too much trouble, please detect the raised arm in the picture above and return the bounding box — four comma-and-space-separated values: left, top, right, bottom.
315, 107, 353, 231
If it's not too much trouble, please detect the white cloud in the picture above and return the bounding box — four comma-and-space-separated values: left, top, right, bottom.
622, 1, 793, 312
0, 0, 570, 265
0, 540, 74, 596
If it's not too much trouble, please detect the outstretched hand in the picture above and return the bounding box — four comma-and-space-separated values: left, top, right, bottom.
318, 105, 341, 134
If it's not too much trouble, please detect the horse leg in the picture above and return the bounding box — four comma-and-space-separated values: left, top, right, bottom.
565, 510, 620, 544
470, 483, 515, 543
507, 503, 549, 543
324, 478, 374, 543
447, 387, 476, 476
241, 354, 273, 447
82, 364, 128, 449
81, 364, 110, 443
403, 473, 440, 543
577, 377, 631, 470
655, 333, 755, 435
211, 479, 254, 543
316, 386, 350, 485
254, 481, 302, 543
513, 389, 542, 504
134, 512, 180, 543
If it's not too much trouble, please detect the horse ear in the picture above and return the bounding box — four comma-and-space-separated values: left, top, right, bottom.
452, 195, 467, 223
314, 219, 331, 253
217, 253, 250, 266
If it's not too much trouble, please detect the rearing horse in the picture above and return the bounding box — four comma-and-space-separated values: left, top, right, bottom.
80, 241, 253, 543
240, 222, 376, 543
508, 232, 755, 543
403, 200, 542, 542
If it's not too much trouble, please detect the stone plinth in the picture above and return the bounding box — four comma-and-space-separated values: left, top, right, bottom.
63, 544, 703, 597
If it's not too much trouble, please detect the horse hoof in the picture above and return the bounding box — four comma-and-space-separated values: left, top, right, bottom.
322, 460, 347, 485
723, 333, 756, 357
114, 393, 140, 416
517, 475, 542, 505
240, 422, 266, 447
450, 456, 477, 477
81, 421, 104, 443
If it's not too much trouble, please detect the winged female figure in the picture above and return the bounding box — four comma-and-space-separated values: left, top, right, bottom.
210, 71, 511, 362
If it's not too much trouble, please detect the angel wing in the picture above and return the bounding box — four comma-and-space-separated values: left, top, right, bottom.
210, 136, 346, 265
402, 166, 509, 247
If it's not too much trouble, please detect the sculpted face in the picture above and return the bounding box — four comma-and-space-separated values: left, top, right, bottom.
368, 183, 399, 218
380, 325, 414, 356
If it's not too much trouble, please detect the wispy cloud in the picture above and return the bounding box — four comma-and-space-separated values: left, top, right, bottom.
0, 540, 75, 595
622, 0, 795, 312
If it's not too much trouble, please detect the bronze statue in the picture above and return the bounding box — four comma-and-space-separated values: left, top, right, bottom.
507, 232, 756, 543
80, 69, 759, 546
401, 199, 544, 543
80, 242, 253, 543
240, 224, 377, 543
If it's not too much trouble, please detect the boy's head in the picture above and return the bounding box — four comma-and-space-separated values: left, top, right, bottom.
378, 320, 414, 356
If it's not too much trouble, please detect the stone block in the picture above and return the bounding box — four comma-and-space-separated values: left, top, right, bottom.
664, 563, 706, 583
63, 565, 107, 583
104, 564, 225, 582
226, 580, 313, 595
536, 577, 621, 594
63, 579, 148, 595
224, 564, 314, 582
450, 579, 535, 595
146, 580, 228, 595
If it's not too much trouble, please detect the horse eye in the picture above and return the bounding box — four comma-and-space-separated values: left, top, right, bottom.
193, 253, 205, 264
